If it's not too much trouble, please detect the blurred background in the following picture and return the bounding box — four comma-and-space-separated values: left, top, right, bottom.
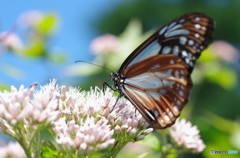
0, 0, 240, 157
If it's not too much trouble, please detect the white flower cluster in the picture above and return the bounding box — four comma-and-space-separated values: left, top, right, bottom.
169, 119, 206, 153
0, 81, 59, 127
0, 79, 151, 155
53, 86, 151, 153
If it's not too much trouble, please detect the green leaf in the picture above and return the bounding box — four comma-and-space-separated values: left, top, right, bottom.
139, 133, 160, 151
41, 142, 63, 158
198, 47, 217, 63
203, 63, 237, 89
0, 83, 9, 91
21, 40, 46, 57
37, 13, 57, 35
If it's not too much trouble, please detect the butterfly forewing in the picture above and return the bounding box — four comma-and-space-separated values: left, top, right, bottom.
119, 13, 214, 73
112, 13, 214, 129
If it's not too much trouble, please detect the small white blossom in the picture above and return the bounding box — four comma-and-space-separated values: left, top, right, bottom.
169, 119, 206, 153
30, 80, 60, 123
0, 32, 23, 51
0, 142, 26, 158
212, 40, 239, 62
90, 34, 120, 54
0, 84, 35, 125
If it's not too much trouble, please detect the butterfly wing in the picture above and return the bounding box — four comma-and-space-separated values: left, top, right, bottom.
119, 13, 214, 73
122, 54, 191, 129
118, 13, 214, 129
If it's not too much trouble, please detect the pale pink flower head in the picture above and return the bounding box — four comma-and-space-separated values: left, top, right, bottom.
0, 32, 23, 51
0, 142, 26, 158
0, 84, 36, 125
53, 86, 152, 154
30, 80, 60, 123
54, 117, 115, 152
0, 80, 60, 127
90, 34, 120, 54
18, 10, 43, 27
212, 40, 239, 62
169, 119, 206, 153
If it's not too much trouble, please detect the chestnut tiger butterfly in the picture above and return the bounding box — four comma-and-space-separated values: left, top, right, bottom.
107, 13, 214, 129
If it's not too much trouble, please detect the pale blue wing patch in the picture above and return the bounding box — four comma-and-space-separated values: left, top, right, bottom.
128, 40, 161, 67
125, 72, 163, 89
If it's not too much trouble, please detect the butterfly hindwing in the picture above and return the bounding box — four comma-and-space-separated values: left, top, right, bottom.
122, 54, 192, 129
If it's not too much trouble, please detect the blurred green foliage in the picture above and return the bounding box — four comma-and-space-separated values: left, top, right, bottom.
0, 11, 66, 88
96, 0, 240, 43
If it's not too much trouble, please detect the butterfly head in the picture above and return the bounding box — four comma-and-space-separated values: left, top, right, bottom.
111, 72, 125, 91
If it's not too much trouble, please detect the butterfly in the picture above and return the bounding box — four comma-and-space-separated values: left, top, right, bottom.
107, 13, 214, 129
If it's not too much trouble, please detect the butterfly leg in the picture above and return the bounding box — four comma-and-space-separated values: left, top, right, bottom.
103, 82, 112, 94
134, 108, 138, 118
103, 81, 117, 94
109, 95, 121, 113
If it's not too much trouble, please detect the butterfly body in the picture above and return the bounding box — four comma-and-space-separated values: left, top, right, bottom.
111, 13, 214, 129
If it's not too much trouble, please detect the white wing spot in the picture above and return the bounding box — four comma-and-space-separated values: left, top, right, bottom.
179, 90, 184, 96
166, 108, 170, 112
195, 17, 200, 21
177, 100, 181, 106
195, 33, 200, 38
180, 36, 187, 45
195, 24, 201, 29
182, 50, 188, 57
160, 119, 166, 126
188, 40, 194, 46
185, 58, 190, 64
181, 76, 186, 81
154, 109, 160, 117
173, 106, 179, 113
170, 59, 175, 65
164, 115, 170, 122
168, 111, 174, 118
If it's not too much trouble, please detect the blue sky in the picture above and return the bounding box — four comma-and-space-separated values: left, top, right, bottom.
0, 0, 122, 87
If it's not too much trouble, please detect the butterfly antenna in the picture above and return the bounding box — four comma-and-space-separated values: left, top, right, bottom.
75, 60, 114, 73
